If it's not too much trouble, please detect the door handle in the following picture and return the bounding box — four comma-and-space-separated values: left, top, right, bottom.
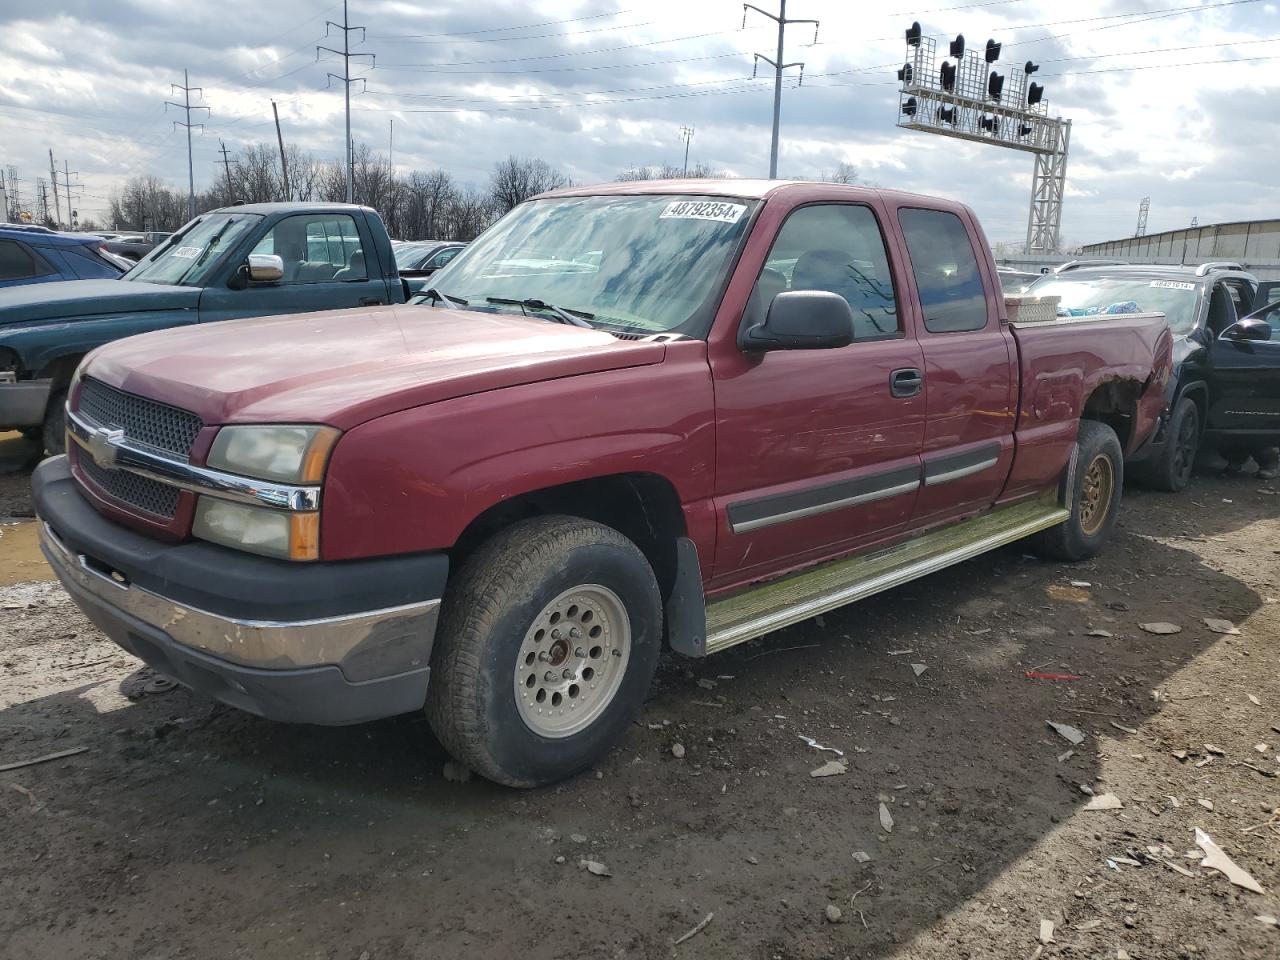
359, 297, 384, 306
890, 368, 923, 398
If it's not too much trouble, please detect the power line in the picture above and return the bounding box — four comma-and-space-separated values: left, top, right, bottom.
370, 8, 636, 39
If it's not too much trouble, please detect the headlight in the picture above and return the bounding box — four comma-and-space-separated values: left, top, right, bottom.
192, 498, 320, 561
207, 425, 339, 484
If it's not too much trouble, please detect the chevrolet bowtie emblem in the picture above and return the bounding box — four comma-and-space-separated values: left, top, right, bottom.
86, 426, 125, 469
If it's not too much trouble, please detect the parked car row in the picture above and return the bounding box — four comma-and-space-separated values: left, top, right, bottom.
19, 180, 1176, 786
0, 223, 130, 288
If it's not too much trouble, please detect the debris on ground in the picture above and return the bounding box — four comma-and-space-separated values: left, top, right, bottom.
1109, 721, 1139, 735
879, 802, 895, 833
798, 735, 843, 756
673, 911, 714, 945
441, 760, 471, 783
671, 743, 686, 759
0, 745, 90, 772
1203, 617, 1241, 635
911, 662, 928, 677
1197, 798, 1214, 812
578, 859, 612, 878
1084, 793, 1124, 811
1039, 918, 1055, 944
1048, 721, 1086, 745
852, 851, 872, 864
1070, 580, 1092, 588
825, 904, 843, 923
1195, 828, 1264, 894
810, 758, 848, 778
1139, 622, 1182, 635
1026, 671, 1081, 681
1087, 628, 1114, 638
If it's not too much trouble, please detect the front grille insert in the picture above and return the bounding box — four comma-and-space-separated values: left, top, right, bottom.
77, 453, 181, 520
78, 378, 203, 459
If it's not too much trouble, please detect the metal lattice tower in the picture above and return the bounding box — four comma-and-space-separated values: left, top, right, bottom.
894, 24, 1071, 254
1135, 197, 1150, 237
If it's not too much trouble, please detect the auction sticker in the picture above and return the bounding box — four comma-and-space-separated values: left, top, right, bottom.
170, 245, 204, 259
659, 200, 746, 224
1150, 280, 1195, 290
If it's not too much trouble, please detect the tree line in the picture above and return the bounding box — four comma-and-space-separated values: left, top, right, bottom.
103, 143, 748, 240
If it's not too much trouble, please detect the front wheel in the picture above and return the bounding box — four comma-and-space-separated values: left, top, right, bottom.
426, 516, 663, 787
1033, 420, 1123, 561
42, 389, 67, 456
1144, 396, 1199, 492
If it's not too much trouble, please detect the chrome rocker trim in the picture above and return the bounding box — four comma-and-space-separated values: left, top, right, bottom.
66, 406, 320, 512
41, 522, 440, 671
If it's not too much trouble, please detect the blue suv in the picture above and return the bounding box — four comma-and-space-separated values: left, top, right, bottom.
0, 224, 126, 288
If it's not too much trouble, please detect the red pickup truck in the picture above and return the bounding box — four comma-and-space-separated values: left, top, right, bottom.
33, 180, 1173, 786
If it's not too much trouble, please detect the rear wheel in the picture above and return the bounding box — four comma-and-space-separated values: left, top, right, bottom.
1144, 397, 1199, 492
1033, 420, 1123, 561
426, 516, 662, 787
42, 389, 67, 456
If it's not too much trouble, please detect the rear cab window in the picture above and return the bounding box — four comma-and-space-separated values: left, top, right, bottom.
750, 203, 901, 341
897, 208, 990, 333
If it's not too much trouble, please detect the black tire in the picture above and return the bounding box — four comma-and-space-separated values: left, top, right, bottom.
426, 515, 663, 787
1033, 420, 1124, 562
42, 389, 67, 456
1143, 396, 1200, 492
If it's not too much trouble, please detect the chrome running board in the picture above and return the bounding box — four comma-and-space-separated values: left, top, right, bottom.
704, 495, 1068, 655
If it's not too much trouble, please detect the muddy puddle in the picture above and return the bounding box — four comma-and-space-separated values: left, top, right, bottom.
0, 521, 50, 586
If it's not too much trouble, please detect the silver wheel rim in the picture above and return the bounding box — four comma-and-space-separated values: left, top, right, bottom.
513, 584, 631, 738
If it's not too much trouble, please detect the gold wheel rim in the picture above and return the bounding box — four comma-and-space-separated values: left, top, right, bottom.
1078, 453, 1114, 536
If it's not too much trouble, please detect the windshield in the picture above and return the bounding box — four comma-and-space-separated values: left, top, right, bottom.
123, 213, 262, 286
430, 194, 758, 334
394, 242, 435, 270
1029, 275, 1201, 335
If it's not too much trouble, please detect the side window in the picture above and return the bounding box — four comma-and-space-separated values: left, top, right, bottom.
426, 247, 461, 270
0, 239, 51, 281
1207, 283, 1238, 336
251, 214, 366, 283
751, 204, 900, 340
898, 208, 989, 333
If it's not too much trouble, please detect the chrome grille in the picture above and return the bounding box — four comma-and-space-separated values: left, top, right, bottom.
78, 378, 203, 458
77, 454, 181, 520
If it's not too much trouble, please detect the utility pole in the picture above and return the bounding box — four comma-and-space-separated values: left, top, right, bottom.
37, 178, 48, 226
59, 160, 82, 229
166, 69, 209, 221
217, 140, 234, 199
48, 149, 62, 228
680, 125, 694, 176
745, 2, 818, 179
387, 117, 395, 235
271, 101, 290, 201
5, 167, 22, 222
318, 1, 374, 204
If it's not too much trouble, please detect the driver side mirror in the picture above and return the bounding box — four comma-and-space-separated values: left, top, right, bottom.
740, 290, 855, 352
247, 253, 284, 282
1222, 317, 1272, 343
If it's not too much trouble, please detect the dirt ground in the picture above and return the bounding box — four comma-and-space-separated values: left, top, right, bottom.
2, 430, 1278, 960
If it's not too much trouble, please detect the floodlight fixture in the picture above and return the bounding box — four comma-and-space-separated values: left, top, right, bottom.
984, 39, 1001, 63
940, 61, 956, 91
898, 63, 913, 84
902, 96, 918, 117
906, 21, 922, 46
987, 71, 1005, 102
949, 34, 965, 58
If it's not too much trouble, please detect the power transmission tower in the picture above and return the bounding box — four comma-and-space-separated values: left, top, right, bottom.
48, 149, 61, 229
0, 169, 8, 221
6, 166, 24, 222
1135, 197, 1150, 238
57, 160, 82, 229
318, 0, 374, 203
745, 2, 818, 179
217, 140, 234, 198
166, 70, 209, 221
36, 178, 49, 226
680, 125, 694, 176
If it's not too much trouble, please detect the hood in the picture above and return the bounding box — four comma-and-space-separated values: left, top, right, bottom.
0, 279, 198, 323
85, 303, 668, 428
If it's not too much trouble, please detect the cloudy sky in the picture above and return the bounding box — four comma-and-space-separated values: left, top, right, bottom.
1, 0, 1277, 246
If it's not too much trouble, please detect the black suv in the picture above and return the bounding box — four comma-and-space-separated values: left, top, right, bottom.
1028, 262, 1279, 490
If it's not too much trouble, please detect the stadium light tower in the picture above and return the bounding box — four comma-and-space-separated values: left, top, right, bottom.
894, 22, 1072, 255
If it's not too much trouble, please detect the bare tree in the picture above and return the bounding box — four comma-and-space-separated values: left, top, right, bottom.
616, 161, 726, 181
820, 161, 859, 185
488, 155, 571, 214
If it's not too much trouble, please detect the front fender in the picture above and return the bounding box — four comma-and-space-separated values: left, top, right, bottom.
1, 309, 198, 376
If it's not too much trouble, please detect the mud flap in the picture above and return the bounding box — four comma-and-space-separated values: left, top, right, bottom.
664, 537, 707, 657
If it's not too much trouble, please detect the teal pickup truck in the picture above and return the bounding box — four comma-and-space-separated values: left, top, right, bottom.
0, 202, 410, 452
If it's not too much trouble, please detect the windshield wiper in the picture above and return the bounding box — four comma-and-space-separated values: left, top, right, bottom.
485, 297, 595, 328
179, 217, 237, 283
424, 288, 469, 308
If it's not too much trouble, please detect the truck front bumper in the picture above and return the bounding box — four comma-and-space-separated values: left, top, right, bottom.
33, 456, 448, 725
0, 377, 52, 429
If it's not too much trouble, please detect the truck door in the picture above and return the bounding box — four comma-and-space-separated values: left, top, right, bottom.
708, 201, 926, 588
1205, 283, 1280, 444
198, 211, 392, 323
892, 206, 1016, 528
